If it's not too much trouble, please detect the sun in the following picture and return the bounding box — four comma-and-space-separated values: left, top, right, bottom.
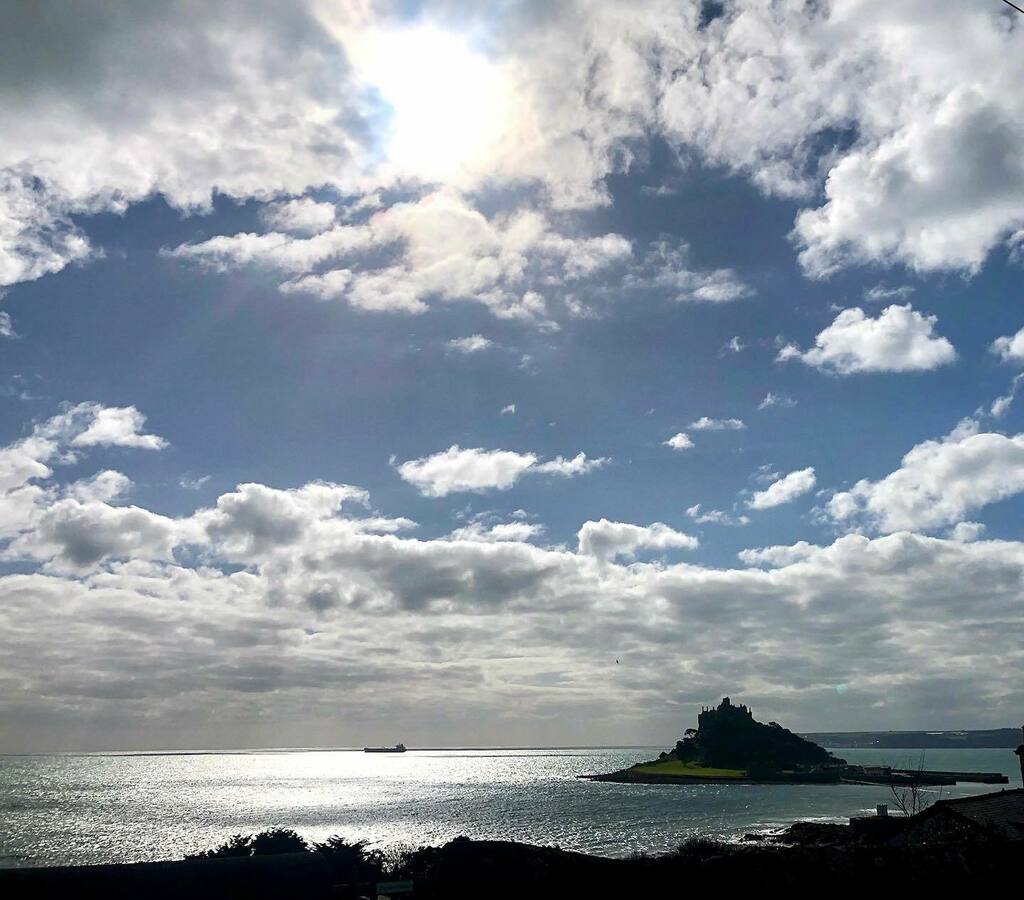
355, 26, 514, 182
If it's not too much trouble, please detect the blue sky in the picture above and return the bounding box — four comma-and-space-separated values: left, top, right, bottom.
1, 1, 1023, 752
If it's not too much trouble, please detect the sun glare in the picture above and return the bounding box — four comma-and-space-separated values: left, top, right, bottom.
357, 27, 513, 182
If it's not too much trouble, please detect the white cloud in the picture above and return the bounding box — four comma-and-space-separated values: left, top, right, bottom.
663, 432, 694, 451
500, 404, 516, 416
778, 305, 955, 375
194, 481, 377, 558
165, 226, 374, 275
828, 418, 1024, 533
173, 191, 629, 324
447, 334, 494, 354
0, 3, 377, 289
4, 0, 1024, 297
989, 373, 1024, 419
685, 504, 749, 527
2, 403, 1024, 747
533, 453, 607, 478
758, 392, 796, 411
260, 197, 336, 235
66, 470, 132, 504
577, 519, 697, 561
71, 406, 167, 450
449, 521, 545, 543
395, 445, 606, 498
0, 311, 14, 338
674, 3, 1024, 277
864, 284, 914, 303
179, 475, 211, 491
949, 521, 986, 543
624, 239, 753, 304
738, 541, 818, 568
0, 172, 91, 288
8, 499, 179, 573
748, 467, 816, 510
991, 326, 1024, 365
690, 416, 745, 431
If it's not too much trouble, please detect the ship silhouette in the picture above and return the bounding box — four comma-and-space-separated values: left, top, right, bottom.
363, 742, 406, 753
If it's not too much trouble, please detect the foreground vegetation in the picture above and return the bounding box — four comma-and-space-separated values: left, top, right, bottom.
3, 827, 1019, 897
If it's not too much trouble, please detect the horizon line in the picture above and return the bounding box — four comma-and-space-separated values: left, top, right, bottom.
3, 726, 1020, 758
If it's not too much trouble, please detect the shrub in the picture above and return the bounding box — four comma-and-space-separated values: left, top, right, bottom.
188, 827, 308, 859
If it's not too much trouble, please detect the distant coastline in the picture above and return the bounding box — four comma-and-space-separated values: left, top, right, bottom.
802, 729, 1021, 749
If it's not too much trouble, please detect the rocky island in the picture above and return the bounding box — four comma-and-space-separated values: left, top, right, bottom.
584, 698, 1011, 786
584, 697, 848, 784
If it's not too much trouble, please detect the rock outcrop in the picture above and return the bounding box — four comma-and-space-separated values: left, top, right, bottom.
670, 697, 846, 773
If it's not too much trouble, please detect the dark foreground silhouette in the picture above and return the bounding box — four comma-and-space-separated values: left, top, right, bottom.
1, 820, 1020, 899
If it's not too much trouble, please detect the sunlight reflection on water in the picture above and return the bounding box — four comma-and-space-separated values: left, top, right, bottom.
1, 747, 1017, 867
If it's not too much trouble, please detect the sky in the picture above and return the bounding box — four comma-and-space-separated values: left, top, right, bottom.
1, 0, 1024, 753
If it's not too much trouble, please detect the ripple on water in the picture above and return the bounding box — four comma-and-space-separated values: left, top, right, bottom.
0, 747, 1018, 867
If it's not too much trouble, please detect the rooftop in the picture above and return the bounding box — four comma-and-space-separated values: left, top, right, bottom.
919, 788, 1024, 839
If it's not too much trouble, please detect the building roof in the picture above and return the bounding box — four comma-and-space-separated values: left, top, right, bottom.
919, 788, 1024, 839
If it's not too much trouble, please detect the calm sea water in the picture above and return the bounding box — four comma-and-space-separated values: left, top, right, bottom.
1, 747, 1019, 868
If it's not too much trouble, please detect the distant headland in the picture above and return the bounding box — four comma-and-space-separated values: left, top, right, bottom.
802, 728, 1022, 749
582, 698, 1009, 786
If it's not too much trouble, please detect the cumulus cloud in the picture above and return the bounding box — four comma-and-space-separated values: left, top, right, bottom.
70, 405, 167, 450
828, 418, 1024, 533
447, 334, 494, 354
0, 311, 14, 338
395, 445, 607, 498
500, 404, 516, 416
172, 191, 630, 324
0, 2, 376, 289
663, 432, 694, 451
66, 470, 132, 504
778, 305, 956, 375
3, 0, 1024, 298
690, 416, 745, 431
949, 521, 986, 543
738, 541, 818, 568
864, 284, 914, 303
2, 403, 1024, 748
991, 326, 1024, 365
748, 467, 816, 510
260, 197, 337, 235
0, 402, 161, 499
9, 499, 179, 573
533, 453, 607, 478
685, 504, 749, 527
448, 521, 545, 543
576, 519, 697, 561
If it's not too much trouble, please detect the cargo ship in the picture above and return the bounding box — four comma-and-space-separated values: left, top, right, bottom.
363, 743, 407, 753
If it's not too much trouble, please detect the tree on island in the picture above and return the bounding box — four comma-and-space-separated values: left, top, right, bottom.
669, 697, 846, 774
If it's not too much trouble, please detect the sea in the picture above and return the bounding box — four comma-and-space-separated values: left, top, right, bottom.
1, 747, 1019, 868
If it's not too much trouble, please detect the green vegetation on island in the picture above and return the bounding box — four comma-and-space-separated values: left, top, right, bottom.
628, 760, 747, 779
